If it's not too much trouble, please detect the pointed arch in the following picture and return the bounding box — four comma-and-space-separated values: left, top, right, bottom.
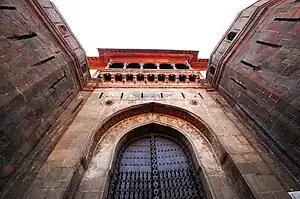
92, 102, 226, 163
106, 123, 208, 199
77, 108, 237, 199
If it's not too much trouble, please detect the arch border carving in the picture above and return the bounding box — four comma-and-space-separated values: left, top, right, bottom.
92, 102, 227, 163
26, 101, 289, 199
77, 113, 238, 199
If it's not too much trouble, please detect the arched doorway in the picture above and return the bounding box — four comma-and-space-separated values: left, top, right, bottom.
107, 124, 207, 199
76, 112, 238, 199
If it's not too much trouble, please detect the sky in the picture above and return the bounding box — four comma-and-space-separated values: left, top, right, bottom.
51, 0, 257, 58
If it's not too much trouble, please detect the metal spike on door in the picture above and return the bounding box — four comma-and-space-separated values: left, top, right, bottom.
107, 134, 206, 199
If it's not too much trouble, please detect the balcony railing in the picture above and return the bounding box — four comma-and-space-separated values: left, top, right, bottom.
87, 69, 208, 88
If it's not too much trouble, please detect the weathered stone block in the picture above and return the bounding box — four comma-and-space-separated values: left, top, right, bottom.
209, 0, 300, 189
0, 0, 89, 193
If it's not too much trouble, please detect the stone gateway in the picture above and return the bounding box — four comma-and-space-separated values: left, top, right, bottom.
0, 0, 299, 199
107, 125, 206, 199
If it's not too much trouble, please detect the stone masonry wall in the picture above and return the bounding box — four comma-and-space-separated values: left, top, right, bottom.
208, 0, 300, 182
25, 88, 291, 199
0, 0, 89, 192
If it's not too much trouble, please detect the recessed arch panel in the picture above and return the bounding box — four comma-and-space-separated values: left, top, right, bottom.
107, 124, 207, 199
78, 111, 238, 199
92, 103, 226, 164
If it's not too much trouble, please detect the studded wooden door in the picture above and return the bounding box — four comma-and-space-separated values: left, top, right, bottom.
107, 134, 206, 199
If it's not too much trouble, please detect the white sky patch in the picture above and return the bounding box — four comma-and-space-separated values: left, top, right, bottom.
52, 0, 256, 58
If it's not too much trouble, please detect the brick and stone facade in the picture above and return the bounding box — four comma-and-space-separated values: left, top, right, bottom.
0, 0, 299, 198
23, 89, 293, 199
86, 49, 209, 89
208, 0, 300, 185
0, 0, 90, 196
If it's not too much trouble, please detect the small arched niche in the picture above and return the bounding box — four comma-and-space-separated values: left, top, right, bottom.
104, 73, 111, 81
137, 74, 144, 81
158, 74, 165, 82
115, 74, 122, 81
107, 123, 207, 199
226, 31, 238, 41
169, 74, 176, 82
179, 74, 186, 82
126, 74, 133, 81
209, 65, 216, 75
147, 74, 155, 82
189, 74, 196, 82
57, 25, 69, 36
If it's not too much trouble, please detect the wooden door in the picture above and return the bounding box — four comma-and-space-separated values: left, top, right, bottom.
107, 134, 206, 199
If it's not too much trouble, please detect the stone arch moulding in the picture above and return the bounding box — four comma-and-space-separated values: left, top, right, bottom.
92, 102, 227, 163
72, 102, 288, 199
76, 113, 237, 199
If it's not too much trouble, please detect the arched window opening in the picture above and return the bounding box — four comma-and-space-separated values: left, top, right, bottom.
209, 66, 216, 75
144, 63, 157, 69
175, 64, 189, 69
115, 74, 122, 81
148, 74, 155, 82
137, 74, 144, 81
126, 74, 133, 81
159, 63, 173, 69
109, 63, 124, 69
179, 75, 185, 82
226, 31, 238, 41
107, 125, 207, 199
158, 74, 165, 82
81, 63, 88, 73
189, 74, 196, 82
57, 25, 69, 36
169, 74, 175, 82
104, 73, 111, 81
127, 63, 141, 69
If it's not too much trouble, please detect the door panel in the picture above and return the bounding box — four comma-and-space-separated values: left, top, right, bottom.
108, 134, 206, 199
